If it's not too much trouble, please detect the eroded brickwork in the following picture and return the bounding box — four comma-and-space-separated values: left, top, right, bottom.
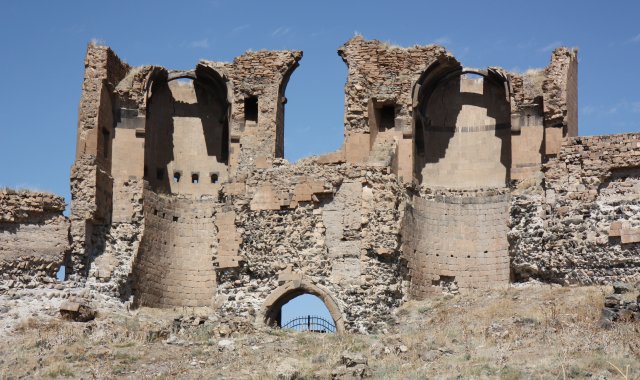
214, 162, 405, 333
0, 190, 69, 288
4, 37, 638, 334
134, 189, 218, 308
510, 133, 640, 284
405, 190, 510, 297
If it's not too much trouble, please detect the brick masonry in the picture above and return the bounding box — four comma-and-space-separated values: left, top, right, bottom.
1, 38, 638, 334
0, 190, 69, 288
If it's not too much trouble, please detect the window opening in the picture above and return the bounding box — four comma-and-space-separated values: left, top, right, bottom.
379, 105, 395, 131
245, 96, 258, 123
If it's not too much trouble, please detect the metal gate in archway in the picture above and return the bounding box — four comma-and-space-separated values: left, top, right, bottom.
281, 315, 336, 333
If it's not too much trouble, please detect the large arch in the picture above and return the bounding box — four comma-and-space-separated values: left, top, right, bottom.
143, 65, 231, 195
261, 280, 345, 333
412, 63, 513, 188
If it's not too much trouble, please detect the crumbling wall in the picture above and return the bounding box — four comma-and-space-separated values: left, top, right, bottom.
213, 161, 405, 333
58, 37, 625, 336
508, 48, 578, 180
70, 43, 130, 280
543, 48, 579, 138
71, 45, 301, 299
0, 190, 69, 289
202, 50, 302, 175
338, 36, 453, 181
510, 133, 640, 284
133, 188, 219, 308
84, 178, 144, 301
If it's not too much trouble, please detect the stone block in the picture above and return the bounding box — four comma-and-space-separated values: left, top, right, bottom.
621, 228, 640, 244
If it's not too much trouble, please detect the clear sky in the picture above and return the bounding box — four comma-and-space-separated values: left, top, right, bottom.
1, 0, 639, 202
281, 294, 333, 330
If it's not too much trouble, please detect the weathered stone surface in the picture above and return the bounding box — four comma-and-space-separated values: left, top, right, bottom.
510, 133, 640, 285
59, 300, 96, 322
25, 37, 628, 336
0, 190, 69, 289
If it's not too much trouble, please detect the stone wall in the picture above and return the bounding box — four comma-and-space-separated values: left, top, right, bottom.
70, 43, 129, 280
419, 76, 511, 188
0, 190, 69, 288
54, 37, 640, 336
213, 161, 405, 333
84, 178, 143, 301
404, 189, 510, 298
215, 50, 302, 174
337, 36, 454, 181
133, 189, 219, 308
70, 43, 301, 283
510, 133, 640, 284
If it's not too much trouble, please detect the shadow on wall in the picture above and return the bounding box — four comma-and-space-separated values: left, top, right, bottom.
414, 72, 511, 187
144, 71, 229, 195
145, 77, 175, 193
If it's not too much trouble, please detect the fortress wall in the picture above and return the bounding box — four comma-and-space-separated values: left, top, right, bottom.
510, 133, 640, 284
217, 49, 302, 175
405, 190, 510, 298
133, 189, 219, 308
0, 190, 69, 288
70, 43, 130, 279
212, 163, 405, 333
337, 36, 454, 179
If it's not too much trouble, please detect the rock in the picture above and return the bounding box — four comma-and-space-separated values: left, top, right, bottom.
165, 335, 184, 345
341, 351, 367, 367
617, 309, 636, 322
59, 301, 96, 322
332, 352, 370, 379
486, 322, 509, 338
332, 364, 370, 379
601, 307, 617, 322
218, 339, 235, 351
420, 349, 442, 362
612, 282, 634, 294
369, 342, 386, 359
276, 358, 301, 380
604, 294, 621, 308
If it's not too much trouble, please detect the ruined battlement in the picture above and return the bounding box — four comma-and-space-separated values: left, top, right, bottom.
1, 37, 637, 333
0, 189, 66, 222
0, 190, 69, 289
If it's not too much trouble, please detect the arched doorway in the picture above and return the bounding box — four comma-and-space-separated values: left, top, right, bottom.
262, 280, 345, 333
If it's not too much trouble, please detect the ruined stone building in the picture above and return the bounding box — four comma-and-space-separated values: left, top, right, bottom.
1, 36, 639, 332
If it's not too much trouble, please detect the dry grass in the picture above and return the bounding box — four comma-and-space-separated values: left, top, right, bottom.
0, 285, 638, 379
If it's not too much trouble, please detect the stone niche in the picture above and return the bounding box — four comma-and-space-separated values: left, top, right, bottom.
416, 73, 511, 189
144, 69, 230, 197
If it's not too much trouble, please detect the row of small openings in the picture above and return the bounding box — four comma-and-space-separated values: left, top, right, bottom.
144, 167, 220, 184
171, 170, 219, 184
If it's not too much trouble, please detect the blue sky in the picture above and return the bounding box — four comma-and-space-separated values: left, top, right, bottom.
281, 294, 333, 329
1, 1, 639, 202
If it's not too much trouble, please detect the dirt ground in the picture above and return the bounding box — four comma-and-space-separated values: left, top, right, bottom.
0, 283, 638, 379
